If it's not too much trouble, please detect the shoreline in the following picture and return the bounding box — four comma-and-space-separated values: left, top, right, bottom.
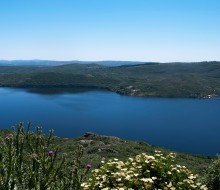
0, 85, 218, 99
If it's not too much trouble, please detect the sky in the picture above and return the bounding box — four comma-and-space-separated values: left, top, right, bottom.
0, 0, 220, 62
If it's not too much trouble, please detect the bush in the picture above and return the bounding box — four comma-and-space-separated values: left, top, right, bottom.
82, 151, 207, 190
0, 123, 90, 190
204, 157, 220, 190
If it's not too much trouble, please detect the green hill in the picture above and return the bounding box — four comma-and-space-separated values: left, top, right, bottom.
0, 62, 220, 98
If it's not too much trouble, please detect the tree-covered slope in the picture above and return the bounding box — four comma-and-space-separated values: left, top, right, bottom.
0, 62, 220, 98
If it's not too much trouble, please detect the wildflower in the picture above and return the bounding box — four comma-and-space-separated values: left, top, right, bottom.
116, 178, 122, 182
148, 156, 155, 160
125, 175, 131, 180
31, 152, 38, 159
48, 150, 54, 156
188, 174, 195, 179
4, 136, 10, 140
85, 152, 207, 189
141, 178, 153, 183
86, 163, 92, 169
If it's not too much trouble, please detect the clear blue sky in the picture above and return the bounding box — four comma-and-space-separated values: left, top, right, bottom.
0, 0, 220, 62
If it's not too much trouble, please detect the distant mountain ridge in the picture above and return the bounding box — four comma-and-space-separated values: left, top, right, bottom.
0, 60, 219, 67
0, 60, 152, 67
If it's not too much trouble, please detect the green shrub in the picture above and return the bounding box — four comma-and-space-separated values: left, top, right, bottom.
204, 157, 220, 190
0, 123, 90, 190
82, 151, 207, 190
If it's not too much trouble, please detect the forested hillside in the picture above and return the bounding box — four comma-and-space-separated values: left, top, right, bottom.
0, 62, 220, 98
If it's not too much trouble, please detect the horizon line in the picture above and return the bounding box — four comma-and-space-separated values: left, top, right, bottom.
0, 59, 220, 63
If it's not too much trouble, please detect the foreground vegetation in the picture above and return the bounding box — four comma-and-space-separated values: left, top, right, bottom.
1, 123, 220, 189
83, 152, 207, 189
0, 61, 220, 98
0, 123, 90, 189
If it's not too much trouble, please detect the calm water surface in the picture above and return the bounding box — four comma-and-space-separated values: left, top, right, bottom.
0, 87, 220, 155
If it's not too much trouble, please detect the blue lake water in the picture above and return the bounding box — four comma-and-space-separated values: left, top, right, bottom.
0, 87, 220, 155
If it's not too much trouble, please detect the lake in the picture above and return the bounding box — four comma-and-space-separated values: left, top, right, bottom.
0, 87, 220, 155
